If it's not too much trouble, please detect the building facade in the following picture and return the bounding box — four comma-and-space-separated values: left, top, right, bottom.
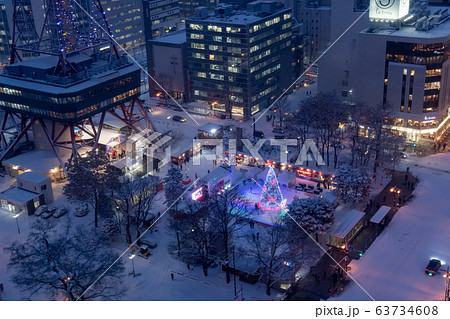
149, 30, 188, 102
355, 16, 450, 142
187, 2, 296, 119
317, 0, 370, 101
296, 0, 331, 60
102, 0, 144, 50
0, 0, 11, 66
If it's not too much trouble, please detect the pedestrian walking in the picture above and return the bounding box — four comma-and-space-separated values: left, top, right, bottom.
406, 166, 410, 172
171, 273, 174, 280
383, 196, 386, 203
187, 264, 191, 270
195, 173, 198, 179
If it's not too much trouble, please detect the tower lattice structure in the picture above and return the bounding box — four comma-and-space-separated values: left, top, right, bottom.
0, 0, 155, 173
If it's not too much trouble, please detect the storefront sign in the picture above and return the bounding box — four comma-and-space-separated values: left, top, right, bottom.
191, 186, 204, 201
369, 0, 410, 21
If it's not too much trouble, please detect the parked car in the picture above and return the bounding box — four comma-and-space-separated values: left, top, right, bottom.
74, 204, 89, 217
219, 114, 227, 119
272, 127, 285, 134
42, 207, 57, 219
140, 237, 158, 249
254, 130, 265, 138
41, 211, 54, 219
53, 208, 68, 218
172, 115, 186, 122
425, 259, 441, 276
34, 205, 48, 217
295, 185, 304, 191
274, 134, 287, 140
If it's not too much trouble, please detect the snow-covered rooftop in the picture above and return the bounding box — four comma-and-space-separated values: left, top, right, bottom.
330, 210, 366, 239
190, 4, 290, 25
150, 30, 186, 45
199, 165, 231, 185
2, 150, 60, 174
0, 60, 139, 94
17, 172, 50, 184
370, 205, 391, 224
0, 186, 38, 204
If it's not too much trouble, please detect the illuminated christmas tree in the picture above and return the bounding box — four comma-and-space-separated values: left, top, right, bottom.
258, 166, 286, 211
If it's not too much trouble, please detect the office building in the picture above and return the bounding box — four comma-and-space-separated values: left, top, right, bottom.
187, 2, 296, 119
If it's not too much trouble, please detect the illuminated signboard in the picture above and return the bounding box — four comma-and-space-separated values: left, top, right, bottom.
191, 186, 204, 201
369, 0, 410, 21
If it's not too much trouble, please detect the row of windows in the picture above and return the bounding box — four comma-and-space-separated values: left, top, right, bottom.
250, 49, 271, 63
249, 32, 291, 53
249, 29, 275, 44
0, 77, 134, 104
254, 63, 280, 81
424, 82, 440, 90
426, 69, 442, 77
0, 88, 140, 119
189, 24, 242, 34
386, 54, 444, 66
251, 16, 282, 33
252, 84, 278, 102
250, 55, 280, 73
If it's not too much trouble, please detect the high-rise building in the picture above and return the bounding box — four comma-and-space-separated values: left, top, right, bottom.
318, 0, 370, 101
179, 0, 218, 17
295, 0, 331, 60
0, 0, 12, 65
142, 0, 181, 40
355, 13, 450, 142
319, 1, 450, 142
102, 0, 144, 50
186, 2, 296, 119
149, 30, 188, 102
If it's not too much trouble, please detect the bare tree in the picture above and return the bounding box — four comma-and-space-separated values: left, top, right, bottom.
113, 176, 135, 244
208, 186, 249, 283
175, 202, 217, 277
6, 220, 126, 300
247, 219, 301, 296
131, 175, 159, 243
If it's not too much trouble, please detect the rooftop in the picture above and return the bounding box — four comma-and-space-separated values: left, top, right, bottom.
2, 150, 61, 174
188, 1, 290, 25
330, 210, 366, 239
0, 55, 139, 94
150, 30, 186, 45
199, 166, 231, 185
362, 7, 450, 40
17, 172, 50, 184
0, 186, 39, 204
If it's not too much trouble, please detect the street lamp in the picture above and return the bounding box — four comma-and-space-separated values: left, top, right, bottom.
13, 212, 21, 234
389, 186, 401, 207
129, 254, 136, 277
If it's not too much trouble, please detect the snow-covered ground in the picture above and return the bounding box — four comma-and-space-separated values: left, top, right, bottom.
333, 152, 450, 301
